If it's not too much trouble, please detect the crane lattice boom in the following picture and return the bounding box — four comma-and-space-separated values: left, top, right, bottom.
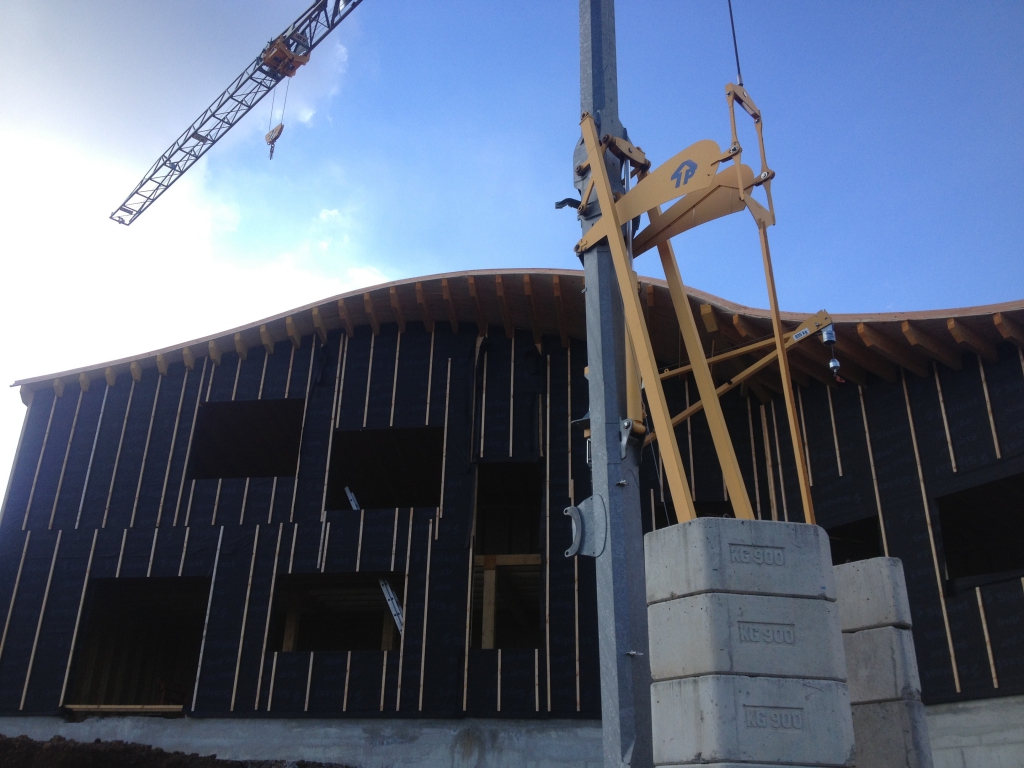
111, 0, 365, 226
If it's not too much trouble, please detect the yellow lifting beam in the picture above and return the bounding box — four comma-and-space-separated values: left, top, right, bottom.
574, 83, 826, 525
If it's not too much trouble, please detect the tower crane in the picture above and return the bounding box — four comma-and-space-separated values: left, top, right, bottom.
110, 0, 366, 226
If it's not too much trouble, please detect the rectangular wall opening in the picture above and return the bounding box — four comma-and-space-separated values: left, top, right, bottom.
826, 516, 884, 565
326, 427, 444, 509
69, 577, 208, 707
268, 573, 404, 653
189, 399, 305, 479
476, 462, 544, 556
937, 471, 1024, 590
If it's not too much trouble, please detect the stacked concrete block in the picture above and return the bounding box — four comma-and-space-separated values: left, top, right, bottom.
645, 517, 855, 768
834, 558, 934, 768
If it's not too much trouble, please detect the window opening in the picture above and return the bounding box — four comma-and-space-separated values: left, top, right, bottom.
69, 578, 208, 708
937, 471, 1024, 590
269, 573, 404, 652
189, 399, 305, 479
826, 516, 883, 565
471, 462, 544, 649
326, 427, 444, 509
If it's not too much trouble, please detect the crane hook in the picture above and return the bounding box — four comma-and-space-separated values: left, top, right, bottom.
265, 123, 284, 160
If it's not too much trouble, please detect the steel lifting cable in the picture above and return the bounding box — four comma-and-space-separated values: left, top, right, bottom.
727, 0, 744, 87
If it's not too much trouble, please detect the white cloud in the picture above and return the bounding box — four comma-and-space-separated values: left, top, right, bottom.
0, 127, 387, 497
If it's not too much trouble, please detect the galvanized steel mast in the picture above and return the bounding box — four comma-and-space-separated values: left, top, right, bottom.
574, 2, 653, 766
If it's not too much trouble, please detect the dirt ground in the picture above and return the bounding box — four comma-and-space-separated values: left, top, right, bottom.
0, 734, 352, 768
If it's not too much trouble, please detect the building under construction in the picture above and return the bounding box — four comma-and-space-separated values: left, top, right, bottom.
0, 270, 1023, 763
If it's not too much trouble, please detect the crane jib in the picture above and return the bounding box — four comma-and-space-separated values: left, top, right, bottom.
109, 0, 366, 226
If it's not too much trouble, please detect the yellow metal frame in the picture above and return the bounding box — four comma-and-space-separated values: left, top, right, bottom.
574, 84, 824, 524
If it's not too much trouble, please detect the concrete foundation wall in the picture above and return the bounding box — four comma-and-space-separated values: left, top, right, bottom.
1, 695, 1023, 768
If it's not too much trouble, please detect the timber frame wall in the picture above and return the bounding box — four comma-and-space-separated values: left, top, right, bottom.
2, 269, 1023, 716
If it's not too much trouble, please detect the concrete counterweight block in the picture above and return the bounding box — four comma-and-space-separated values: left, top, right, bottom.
645, 518, 855, 768
834, 557, 934, 768
651, 675, 856, 767
645, 517, 836, 604
648, 592, 845, 682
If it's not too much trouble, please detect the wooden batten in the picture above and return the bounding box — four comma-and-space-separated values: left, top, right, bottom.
78, 373, 91, 392
286, 316, 302, 349
260, 325, 275, 355
53, 378, 65, 397
182, 346, 197, 371
389, 286, 406, 334
646, 283, 655, 319
337, 299, 354, 338
156, 354, 169, 376
311, 307, 328, 343
104, 367, 117, 387
902, 321, 962, 370
523, 275, 541, 347
994, 312, 1024, 347
947, 318, 997, 363
495, 275, 513, 339
363, 294, 380, 336
130, 361, 143, 382
468, 277, 487, 337
701, 304, 743, 344
552, 275, 568, 349
732, 313, 764, 340
234, 333, 249, 361
208, 341, 223, 366
856, 323, 928, 377
416, 283, 435, 333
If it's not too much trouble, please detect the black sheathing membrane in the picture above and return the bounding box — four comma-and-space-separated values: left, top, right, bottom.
5, 320, 1024, 717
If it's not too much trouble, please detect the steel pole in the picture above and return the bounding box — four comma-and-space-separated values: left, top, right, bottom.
575, 2, 653, 766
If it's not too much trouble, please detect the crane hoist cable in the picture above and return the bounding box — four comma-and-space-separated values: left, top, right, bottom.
266, 78, 290, 160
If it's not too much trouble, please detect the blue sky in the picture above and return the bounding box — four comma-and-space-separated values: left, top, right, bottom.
0, 0, 1022, 484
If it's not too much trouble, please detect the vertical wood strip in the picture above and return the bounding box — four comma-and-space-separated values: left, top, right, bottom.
417, 519, 434, 711
22, 396, 57, 530
534, 649, 540, 712
425, 330, 435, 425
289, 341, 318, 522
102, 379, 136, 529
462, 498, 477, 712
685, 379, 694, 497
976, 355, 1001, 459
390, 508, 399, 571
760, 405, 778, 521
184, 362, 218, 527
479, 351, 488, 457
336, 333, 349, 428
0, 532, 31, 662
178, 526, 190, 577
130, 374, 163, 527
976, 587, 999, 689
115, 529, 127, 577
342, 650, 352, 711
390, 332, 402, 426
191, 525, 224, 711
439, 360, 452, 518
49, 389, 84, 529
567, 345, 574, 504
363, 334, 376, 428
933, 362, 957, 472
264, 350, 296, 527
20, 530, 61, 710
796, 385, 813, 486
174, 359, 209, 526
770, 401, 789, 522
266, 652, 278, 711
355, 512, 365, 571
826, 385, 843, 476
230, 525, 261, 711
319, 334, 346, 522
496, 649, 502, 712
395, 511, 414, 711
379, 651, 388, 711
254, 523, 284, 709
746, 398, 762, 517
858, 385, 890, 556
574, 554, 580, 712
156, 370, 189, 527
305, 651, 316, 711
146, 527, 159, 576
59, 528, 98, 705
